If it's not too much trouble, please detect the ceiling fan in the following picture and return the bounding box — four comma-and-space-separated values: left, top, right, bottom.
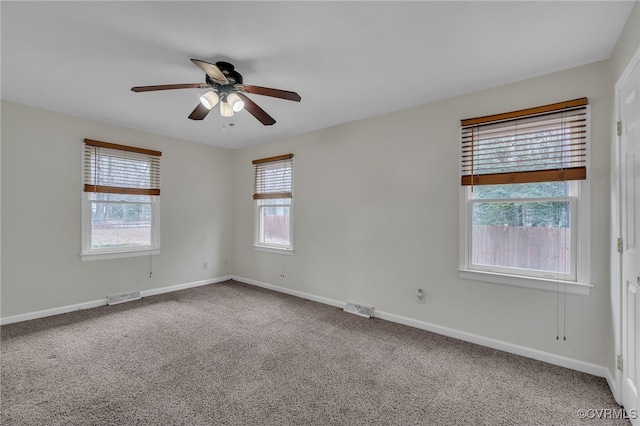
131, 59, 301, 126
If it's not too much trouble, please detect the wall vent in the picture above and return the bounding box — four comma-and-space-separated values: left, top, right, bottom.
343, 301, 374, 318
107, 291, 141, 306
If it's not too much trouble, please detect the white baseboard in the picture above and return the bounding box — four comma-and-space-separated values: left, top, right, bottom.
0, 298, 108, 326
605, 368, 618, 404
0, 276, 232, 325
140, 276, 232, 298
233, 276, 346, 309
232, 275, 611, 381
372, 309, 610, 379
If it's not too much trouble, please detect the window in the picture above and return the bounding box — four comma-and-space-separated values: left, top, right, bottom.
253, 154, 294, 252
81, 139, 161, 260
458, 99, 591, 294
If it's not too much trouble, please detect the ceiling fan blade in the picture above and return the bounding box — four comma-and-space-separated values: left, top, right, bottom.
240, 85, 301, 102
237, 93, 276, 126
191, 59, 229, 84
131, 83, 209, 92
188, 103, 211, 120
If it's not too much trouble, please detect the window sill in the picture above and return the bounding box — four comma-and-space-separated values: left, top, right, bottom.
253, 245, 294, 255
457, 269, 592, 295
81, 248, 161, 262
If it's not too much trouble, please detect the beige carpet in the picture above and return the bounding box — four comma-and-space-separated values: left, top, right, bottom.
1, 280, 630, 425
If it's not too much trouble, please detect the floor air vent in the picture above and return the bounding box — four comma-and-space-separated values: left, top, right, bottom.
107, 291, 141, 306
343, 302, 374, 318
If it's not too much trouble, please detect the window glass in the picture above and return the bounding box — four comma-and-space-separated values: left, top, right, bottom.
89, 193, 152, 249
471, 182, 569, 199
257, 198, 291, 248
468, 182, 575, 280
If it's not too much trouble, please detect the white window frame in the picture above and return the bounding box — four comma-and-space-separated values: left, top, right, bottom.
81, 193, 161, 261
459, 180, 591, 296
458, 181, 592, 294
253, 198, 294, 254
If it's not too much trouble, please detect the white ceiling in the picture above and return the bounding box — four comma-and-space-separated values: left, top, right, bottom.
1, 1, 635, 149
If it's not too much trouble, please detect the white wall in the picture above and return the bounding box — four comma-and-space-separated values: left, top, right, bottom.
610, 1, 640, 81
232, 60, 613, 367
1, 101, 233, 317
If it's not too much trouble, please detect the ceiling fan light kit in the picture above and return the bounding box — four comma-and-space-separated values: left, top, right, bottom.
200, 91, 219, 110
131, 59, 301, 126
226, 92, 245, 112
220, 100, 234, 117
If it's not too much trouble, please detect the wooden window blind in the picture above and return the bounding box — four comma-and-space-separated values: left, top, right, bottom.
83, 138, 161, 195
460, 98, 588, 186
252, 154, 293, 199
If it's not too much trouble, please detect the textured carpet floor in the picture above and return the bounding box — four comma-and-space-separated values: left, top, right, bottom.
1, 280, 630, 425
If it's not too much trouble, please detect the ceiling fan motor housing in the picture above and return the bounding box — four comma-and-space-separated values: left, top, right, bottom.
214, 61, 243, 85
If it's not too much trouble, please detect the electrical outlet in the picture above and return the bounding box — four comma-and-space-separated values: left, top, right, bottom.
416, 289, 425, 304
203, 262, 208, 270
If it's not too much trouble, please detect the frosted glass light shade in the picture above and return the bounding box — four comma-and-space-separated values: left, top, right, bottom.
200, 91, 219, 110
227, 92, 245, 112
220, 101, 234, 117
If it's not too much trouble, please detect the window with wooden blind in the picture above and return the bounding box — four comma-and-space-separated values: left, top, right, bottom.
253, 154, 294, 252
81, 139, 162, 260
458, 99, 592, 294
